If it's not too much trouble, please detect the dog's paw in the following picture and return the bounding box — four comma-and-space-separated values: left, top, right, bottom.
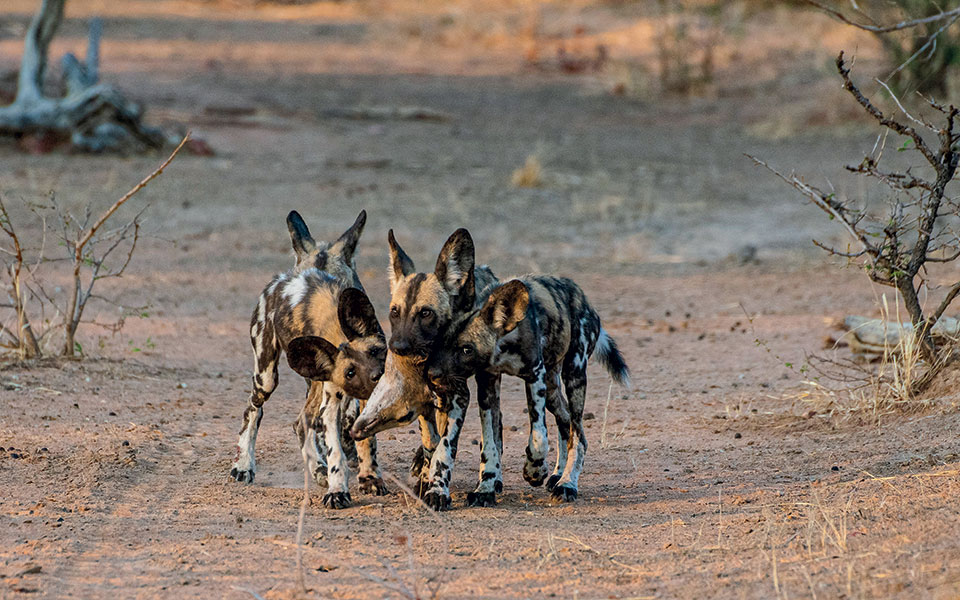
545, 474, 561, 491
423, 490, 452, 511
550, 484, 578, 503
414, 477, 431, 499
230, 466, 255, 484
322, 491, 352, 509
523, 462, 548, 488
358, 475, 389, 496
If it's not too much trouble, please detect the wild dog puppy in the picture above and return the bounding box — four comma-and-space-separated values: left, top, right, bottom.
350, 228, 499, 511
428, 276, 630, 503
229, 211, 388, 509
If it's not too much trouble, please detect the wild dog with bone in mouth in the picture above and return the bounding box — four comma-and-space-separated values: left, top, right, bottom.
349, 228, 499, 511
230, 210, 388, 509
427, 276, 630, 503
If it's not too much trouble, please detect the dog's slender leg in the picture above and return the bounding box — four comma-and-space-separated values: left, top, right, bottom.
467, 372, 502, 506
319, 384, 352, 509
423, 384, 470, 511
522, 364, 550, 487
552, 364, 587, 503
545, 369, 570, 491
230, 304, 278, 484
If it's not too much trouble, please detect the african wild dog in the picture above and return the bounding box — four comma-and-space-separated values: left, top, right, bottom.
229, 210, 389, 509
428, 276, 630, 502
349, 228, 499, 511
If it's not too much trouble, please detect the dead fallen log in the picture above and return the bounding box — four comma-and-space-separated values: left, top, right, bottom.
0, 0, 175, 152
842, 315, 960, 355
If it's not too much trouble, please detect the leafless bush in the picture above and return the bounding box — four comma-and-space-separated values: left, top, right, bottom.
799, 295, 940, 418
0, 134, 188, 359
750, 52, 960, 396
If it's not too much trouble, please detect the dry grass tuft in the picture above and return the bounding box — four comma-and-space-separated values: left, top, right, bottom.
511, 154, 543, 188
796, 294, 958, 421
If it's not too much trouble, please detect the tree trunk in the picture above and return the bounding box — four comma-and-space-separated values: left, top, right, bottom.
61, 267, 81, 357
897, 277, 936, 362
13, 273, 40, 359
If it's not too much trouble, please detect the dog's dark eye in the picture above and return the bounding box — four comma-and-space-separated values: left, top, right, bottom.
460, 345, 473, 357
419, 308, 434, 319
345, 367, 356, 379
389, 306, 400, 318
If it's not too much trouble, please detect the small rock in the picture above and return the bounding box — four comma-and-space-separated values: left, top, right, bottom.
583, 412, 596, 420
176, 382, 188, 389
510, 426, 519, 432
122, 441, 130, 447
734, 433, 742, 439
471, 439, 479, 445
727, 244, 757, 265
831, 465, 840, 471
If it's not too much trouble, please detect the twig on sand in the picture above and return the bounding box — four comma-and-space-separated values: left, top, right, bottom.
231, 586, 266, 600
383, 472, 445, 523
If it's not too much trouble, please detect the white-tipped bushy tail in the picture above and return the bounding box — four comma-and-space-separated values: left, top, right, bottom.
595, 329, 630, 388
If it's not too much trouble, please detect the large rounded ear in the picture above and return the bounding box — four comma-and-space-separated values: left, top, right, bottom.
388, 229, 416, 292
287, 336, 338, 380
328, 210, 366, 265
481, 280, 529, 335
434, 228, 476, 310
338, 287, 382, 340
287, 211, 317, 259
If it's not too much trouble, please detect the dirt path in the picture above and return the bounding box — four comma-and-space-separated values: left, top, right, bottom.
2, 2, 960, 599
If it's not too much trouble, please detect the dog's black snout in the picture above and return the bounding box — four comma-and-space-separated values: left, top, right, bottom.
389, 338, 411, 355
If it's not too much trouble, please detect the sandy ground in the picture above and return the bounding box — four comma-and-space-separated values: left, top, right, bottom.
3, 1, 960, 599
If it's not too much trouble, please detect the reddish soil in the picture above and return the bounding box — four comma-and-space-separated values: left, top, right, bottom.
2, 2, 960, 599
